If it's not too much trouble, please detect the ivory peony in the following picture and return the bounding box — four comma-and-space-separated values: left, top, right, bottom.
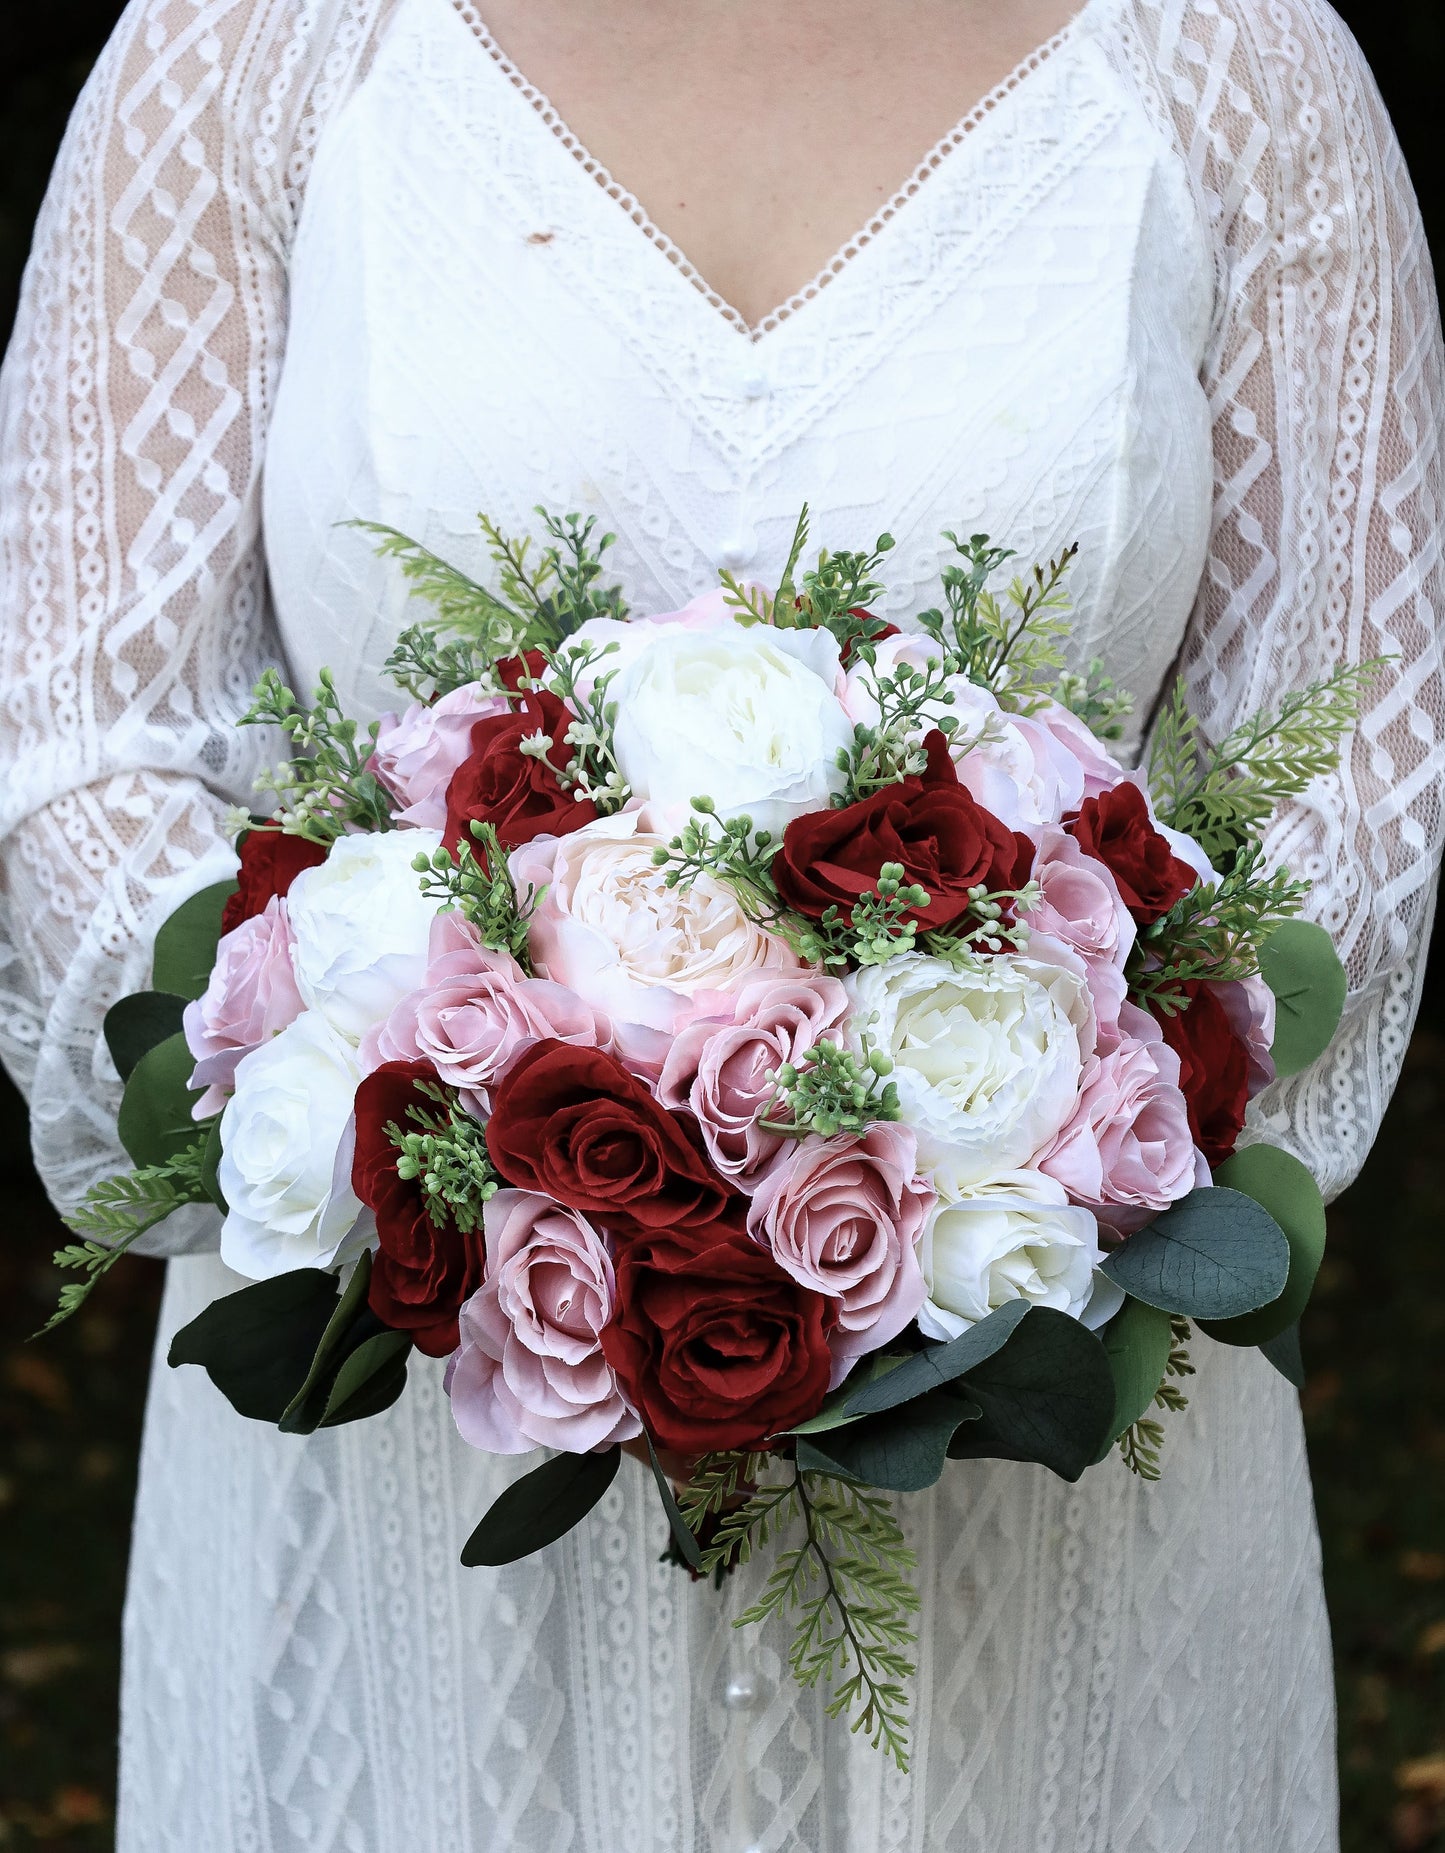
919, 1171, 1102, 1337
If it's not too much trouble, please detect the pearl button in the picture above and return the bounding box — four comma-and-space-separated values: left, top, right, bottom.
717, 537, 755, 571
723, 1675, 760, 1711
738, 367, 770, 400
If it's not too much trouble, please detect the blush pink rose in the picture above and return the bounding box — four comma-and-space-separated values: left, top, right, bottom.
1024, 825, 1135, 1050
1219, 972, 1278, 1098
1036, 1003, 1200, 1231
656, 974, 851, 1190
370, 682, 512, 830
360, 920, 612, 1117
446, 1190, 640, 1454
183, 897, 305, 1116
747, 1123, 933, 1385
1032, 697, 1126, 800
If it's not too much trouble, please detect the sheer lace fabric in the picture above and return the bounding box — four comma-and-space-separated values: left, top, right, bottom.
0, 0, 1440, 1845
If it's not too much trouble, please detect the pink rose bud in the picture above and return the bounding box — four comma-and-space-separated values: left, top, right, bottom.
183, 896, 305, 1117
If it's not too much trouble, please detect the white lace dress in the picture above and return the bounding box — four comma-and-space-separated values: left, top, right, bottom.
2, 0, 1442, 1845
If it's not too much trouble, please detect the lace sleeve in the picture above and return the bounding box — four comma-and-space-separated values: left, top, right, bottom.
1140, 0, 1445, 1200
0, 0, 386, 1235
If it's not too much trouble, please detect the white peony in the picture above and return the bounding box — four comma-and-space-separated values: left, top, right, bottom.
918, 1170, 1102, 1337
218, 1009, 369, 1279
607, 622, 853, 835
846, 953, 1092, 1190
510, 810, 803, 1071
287, 828, 442, 1043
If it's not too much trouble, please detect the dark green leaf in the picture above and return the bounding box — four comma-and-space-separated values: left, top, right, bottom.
200, 1116, 227, 1212
1258, 919, 1348, 1077
1198, 1144, 1327, 1346
1259, 1321, 1305, 1389
797, 1388, 981, 1491
167, 1270, 341, 1422
843, 1299, 1031, 1418
646, 1438, 703, 1571
279, 1251, 377, 1434
461, 1448, 621, 1568
152, 880, 239, 1001
320, 1330, 413, 1426
1100, 1186, 1289, 1320
117, 1032, 205, 1168
946, 1307, 1117, 1482
104, 990, 188, 1083
783, 1353, 910, 1437
1097, 1296, 1173, 1457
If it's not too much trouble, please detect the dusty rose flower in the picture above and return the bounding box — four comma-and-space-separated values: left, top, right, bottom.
1024, 825, 1135, 1050
370, 682, 512, 829
657, 975, 850, 1190
1219, 972, 1278, 1097
183, 897, 305, 1116
747, 1123, 932, 1384
1037, 1004, 1200, 1230
447, 1190, 640, 1455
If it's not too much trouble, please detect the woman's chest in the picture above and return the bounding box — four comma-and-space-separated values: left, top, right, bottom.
263, 0, 1215, 758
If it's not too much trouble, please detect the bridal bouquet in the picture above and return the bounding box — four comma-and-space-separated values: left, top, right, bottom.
50, 510, 1363, 1766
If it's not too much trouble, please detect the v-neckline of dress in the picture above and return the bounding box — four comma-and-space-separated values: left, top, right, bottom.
446, 0, 1111, 345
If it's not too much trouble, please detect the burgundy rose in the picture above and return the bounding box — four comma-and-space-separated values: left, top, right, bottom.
495, 649, 549, 693
1152, 981, 1251, 1166
600, 1222, 835, 1452
1064, 783, 1197, 926
443, 688, 598, 853
220, 830, 328, 934
486, 1039, 741, 1235
773, 730, 1029, 931
352, 1058, 484, 1356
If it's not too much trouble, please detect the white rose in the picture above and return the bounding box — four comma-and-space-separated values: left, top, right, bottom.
287, 828, 442, 1042
846, 953, 1091, 1189
918, 1170, 1102, 1337
218, 1009, 368, 1279
510, 810, 804, 1070
608, 623, 852, 835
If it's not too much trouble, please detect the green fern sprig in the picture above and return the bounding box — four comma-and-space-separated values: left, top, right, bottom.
1149, 661, 1386, 863
413, 824, 537, 969
1128, 840, 1307, 1009
1116, 1316, 1195, 1480
682, 1458, 920, 1771
349, 520, 535, 659
41, 1139, 211, 1335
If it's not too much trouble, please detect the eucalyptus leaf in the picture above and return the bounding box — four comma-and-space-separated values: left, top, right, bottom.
168, 1270, 341, 1422
946, 1306, 1116, 1482
1100, 1186, 1289, 1321
1099, 1296, 1174, 1452
320, 1330, 412, 1426
843, 1299, 1031, 1419
279, 1251, 378, 1434
1258, 919, 1348, 1077
1199, 1144, 1326, 1346
117, 1032, 205, 1168
152, 879, 239, 1001
646, 1438, 703, 1571
1259, 1321, 1305, 1389
784, 1353, 910, 1437
797, 1388, 981, 1492
104, 990, 188, 1083
461, 1448, 621, 1568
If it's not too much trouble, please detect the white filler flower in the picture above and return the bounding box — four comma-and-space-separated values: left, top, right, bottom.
218, 1009, 368, 1278
846, 952, 1092, 1189
609, 624, 853, 835
287, 827, 442, 1043
918, 1170, 1102, 1338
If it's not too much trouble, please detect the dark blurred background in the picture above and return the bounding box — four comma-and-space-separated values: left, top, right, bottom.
2, 2, 1443, 1847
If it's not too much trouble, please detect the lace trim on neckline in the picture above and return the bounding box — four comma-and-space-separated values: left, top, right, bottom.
447, 0, 1108, 342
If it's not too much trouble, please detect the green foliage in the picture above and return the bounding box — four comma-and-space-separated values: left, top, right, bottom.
650, 802, 784, 923
722, 504, 897, 664
1147, 661, 1384, 864
1128, 840, 1307, 1011
761, 1037, 901, 1139
681, 1457, 920, 1771
1199, 1143, 1328, 1347
384, 623, 509, 702
1052, 657, 1134, 740
844, 1300, 1030, 1418
353, 519, 536, 665
945, 1305, 1117, 1480
386, 1080, 497, 1236
103, 990, 187, 1083
1101, 1185, 1291, 1320
1257, 918, 1350, 1075
413, 825, 536, 969
796, 1388, 980, 1492
539, 639, 631, 813
460, 1447, 622, 1566
1115, 1315, 1195, 1480
914, 534, 1082, 710
115, 1033, 206, 1168
151, 880, 239, 1000
241, 669, 395, 841
1098, 1296, 1175, 1453
40, 1137, 211, 1334
836, 652, 965, 798
168, 1268, 346, 1422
